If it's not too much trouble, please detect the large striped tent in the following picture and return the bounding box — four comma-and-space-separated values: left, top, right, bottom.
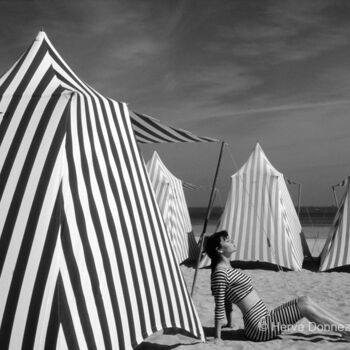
130, 110, 218, 144
146, 151, 199, 264
204, 143, 304, 270
320, 177, 350, 271
0, 31, 204, 350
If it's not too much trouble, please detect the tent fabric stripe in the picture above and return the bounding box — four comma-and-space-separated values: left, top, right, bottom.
0, 31, 204, 350
22, 190, 62, 350
146, 151, 199, 264
130, 110, 218, 144
65, 99, 117, 348
201, 143, 303, 271
320, 179, 350, 271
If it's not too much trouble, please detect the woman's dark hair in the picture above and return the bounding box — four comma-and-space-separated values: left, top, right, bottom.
204, 230, 228, 270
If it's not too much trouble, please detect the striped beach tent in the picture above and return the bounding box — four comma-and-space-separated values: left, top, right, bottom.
319, 177, 350, 271
203, 143, 304, 270
130, 110, 218, 144
129, 110, 221, 261
146, 151, 199, 264
0, 31, 204, 350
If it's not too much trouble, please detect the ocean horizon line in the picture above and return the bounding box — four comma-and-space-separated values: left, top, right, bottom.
189, 206, 337, 226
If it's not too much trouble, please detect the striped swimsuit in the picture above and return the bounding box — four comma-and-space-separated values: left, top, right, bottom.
211, 266, 302, 341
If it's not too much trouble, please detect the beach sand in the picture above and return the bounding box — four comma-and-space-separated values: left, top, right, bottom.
138, 265, 350, 349
137, 222, 350, 349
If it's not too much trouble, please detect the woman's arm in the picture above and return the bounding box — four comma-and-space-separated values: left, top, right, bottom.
225, 300, 234, 327
225, 308, 234, 328
215, 318, 226, 339
211, 270, 228, 339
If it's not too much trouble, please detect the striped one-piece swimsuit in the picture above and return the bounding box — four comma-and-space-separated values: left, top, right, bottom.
211, 266, 302, 341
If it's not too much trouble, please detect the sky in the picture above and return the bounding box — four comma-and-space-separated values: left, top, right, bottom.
1, 0, 350, 208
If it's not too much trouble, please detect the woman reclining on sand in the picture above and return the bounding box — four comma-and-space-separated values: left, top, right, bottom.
205, 230, 350, 342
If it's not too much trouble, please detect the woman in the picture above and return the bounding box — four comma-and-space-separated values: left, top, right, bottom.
205, 230, 350, 342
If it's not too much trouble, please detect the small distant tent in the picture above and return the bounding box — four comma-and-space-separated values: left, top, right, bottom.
203, 143, 304, 270
320, 177, 350, 271
0, 31, 204, 350
146, 151, 199, 264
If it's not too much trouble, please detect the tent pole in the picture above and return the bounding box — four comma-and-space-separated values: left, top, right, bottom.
207, 188, 217, 219
202, 141, 225, 234
297, 183, 302, 217
191, 141, 225, 297
332, 186, 339, 208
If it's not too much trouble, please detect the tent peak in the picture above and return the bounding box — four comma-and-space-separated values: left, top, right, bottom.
151, 150, 161, 161
232, 142, 280, 179
36, 30, 48, 42
253, 142, 267, 157
254, 142, 262, 150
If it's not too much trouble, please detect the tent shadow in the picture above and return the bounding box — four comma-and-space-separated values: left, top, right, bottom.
230, 260, 290, 271
322, 265, 350, 273
204, 327, 348, 343
135, 342, 193, 349
181, 259, 195, 268
302, 256, 320, 272
136, 328, 348, 348
203, 326, 247, 341
135, 328, 203, 350
182, 260, 298, 271
280, 332, 347, 343
182, 257, 348, 273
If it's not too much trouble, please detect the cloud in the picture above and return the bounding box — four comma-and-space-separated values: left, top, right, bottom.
224, 99, 350, 116
2, 0, 350, 206
158, 64, 261, 102
212, 1, 350, 64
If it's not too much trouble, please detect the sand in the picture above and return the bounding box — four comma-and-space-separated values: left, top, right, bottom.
137, 264, 350, 350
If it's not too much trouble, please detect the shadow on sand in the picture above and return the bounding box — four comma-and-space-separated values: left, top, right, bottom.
204, 326, 347, 343
136, 326, 347, 349
135, 328, 203, 350
183, 256, 350, 273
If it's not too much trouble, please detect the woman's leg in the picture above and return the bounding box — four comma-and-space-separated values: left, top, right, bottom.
267, 299, 303, 334
297, 296, 350, 338
244, 299, 302, 341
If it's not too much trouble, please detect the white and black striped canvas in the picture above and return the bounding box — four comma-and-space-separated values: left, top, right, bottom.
201, 143, 304, 271
0, 31, 204, 350
130, 110, 218, 144
320, 178, 350, 271
219, 143, 304, 270
146, 151, 199, 264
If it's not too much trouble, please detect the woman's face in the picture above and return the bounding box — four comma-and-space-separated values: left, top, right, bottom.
219, 235, 237, 257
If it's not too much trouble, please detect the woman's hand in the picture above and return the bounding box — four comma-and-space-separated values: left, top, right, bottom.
215, 319, 226, 339
225, 309, 235, 329
211, 337, 224, 345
